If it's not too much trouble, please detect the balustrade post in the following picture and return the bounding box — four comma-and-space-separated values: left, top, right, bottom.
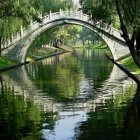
69, 9, 71, 16
8, 39, 11, 46
1, 44, 4, 49
80, 10, 82, 18
49, 11, 52, 20
10, 34, 14, 43
3, 43, 5, 49
30, 19, 33, 29
11, 34, 14, 41
39, 12, 42, 18
16, 32, 19, 41
20, 26, 23, 37
59, 8, 62, 17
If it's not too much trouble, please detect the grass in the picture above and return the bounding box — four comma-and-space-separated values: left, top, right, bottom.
0, 56, 16, 68
75, 43, 107, 49
120, 56, 140, 74
93, 44, 107, 49
27, 47, 56, 61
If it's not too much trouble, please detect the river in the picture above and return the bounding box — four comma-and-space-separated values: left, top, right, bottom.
0, 48, 140, 140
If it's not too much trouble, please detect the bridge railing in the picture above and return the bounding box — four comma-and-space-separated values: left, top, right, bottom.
2, 10, 124, 54
1, 10, 82, 52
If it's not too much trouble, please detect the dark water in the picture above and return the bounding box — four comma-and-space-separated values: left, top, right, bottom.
0, 49, 140, 140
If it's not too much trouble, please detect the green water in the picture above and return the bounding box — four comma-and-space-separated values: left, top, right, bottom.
0, 48, 139, 140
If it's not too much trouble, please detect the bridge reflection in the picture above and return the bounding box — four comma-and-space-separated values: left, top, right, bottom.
1, 54, 135, 113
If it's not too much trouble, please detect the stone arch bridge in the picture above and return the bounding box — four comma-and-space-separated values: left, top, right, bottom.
3, 10, 130, 63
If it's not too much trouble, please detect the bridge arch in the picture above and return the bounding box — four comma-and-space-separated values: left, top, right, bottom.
17, 11, 129, 63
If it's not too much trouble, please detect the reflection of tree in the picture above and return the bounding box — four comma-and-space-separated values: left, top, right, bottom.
0, 76, 43, 140
74, 85, 139, 140
26, 49, 113, 101
75, 49, 113, 88
121, 85, 140, 140
26, 53, 82, 101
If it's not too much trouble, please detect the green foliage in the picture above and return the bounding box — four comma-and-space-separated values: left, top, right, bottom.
53, 25, 82, 46
0, 0, 76, 46
35, 0, 77, 14
0, 56, 16, 67
27, 47, 56, 60
28, 25, 83, 53
0, 0, 36, 43
79, 27, 102, 45
117, 0, 140, 32
78, 43, 107, 49
79, 0, 117, 25
79, 0, 140, 31
93, 43, 107, 49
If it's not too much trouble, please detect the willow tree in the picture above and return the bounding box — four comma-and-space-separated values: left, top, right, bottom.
0, 0, 77, 55
80, 0, 140, 67
0, 0, 38, 55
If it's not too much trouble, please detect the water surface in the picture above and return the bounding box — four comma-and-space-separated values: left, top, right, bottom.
0, 48, 139, 140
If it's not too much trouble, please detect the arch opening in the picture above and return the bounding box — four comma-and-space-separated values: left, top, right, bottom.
26, 21, 110, 61
18, 17, 128, 63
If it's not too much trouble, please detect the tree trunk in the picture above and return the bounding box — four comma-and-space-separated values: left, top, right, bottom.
88, 40, 89, 45
114, 0, 140, 68
92, 40, 94, 45
82, 40, 85, 45
136, 32, 140, 55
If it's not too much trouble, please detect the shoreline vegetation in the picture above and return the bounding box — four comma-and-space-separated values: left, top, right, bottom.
0, 48, 69, 72
0, 56, 16, 67
76, 43, 107, 49
120, 56, 140, 74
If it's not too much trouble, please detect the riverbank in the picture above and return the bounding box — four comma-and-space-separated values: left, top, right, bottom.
120, 56, 140, 74
75, 43, 107, 49
0, 43, 72, 72
0, 50, 69, 72
0, 56, 16, 67
107, 55, 140, 84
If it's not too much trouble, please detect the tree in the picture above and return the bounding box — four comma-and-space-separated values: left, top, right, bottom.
114, 0, 140, 67
0, 0, 77, 55
79, 0, 140, 67
0, 0, 37, 55
79, 27, 101, 45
